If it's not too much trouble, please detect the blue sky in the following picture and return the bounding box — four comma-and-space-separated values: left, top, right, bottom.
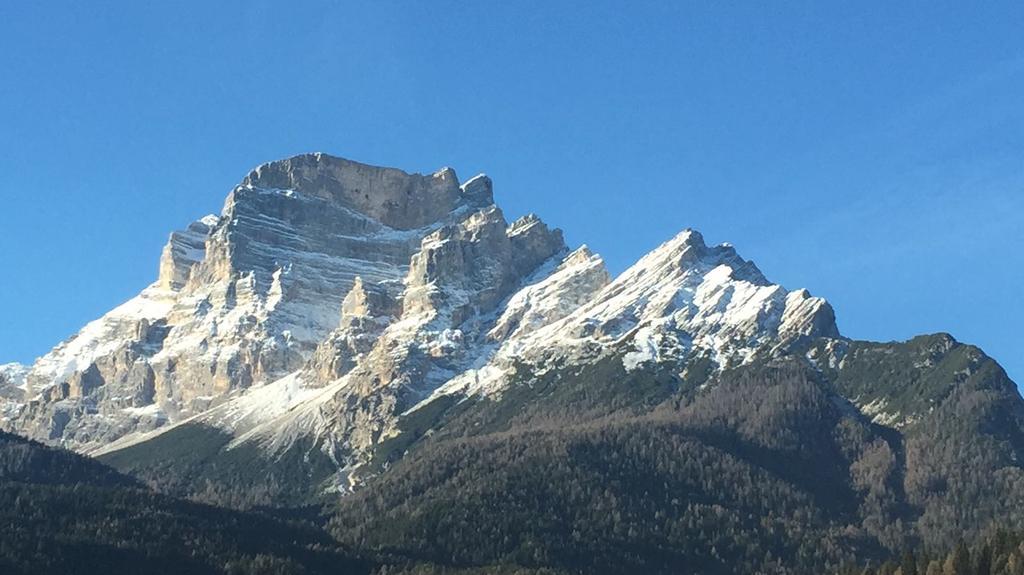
1, 2, 1022, 385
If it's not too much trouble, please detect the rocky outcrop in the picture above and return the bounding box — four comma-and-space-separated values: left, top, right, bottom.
0, 364, 28, 423
158, 215, 218, 290
307, 277, 399, 382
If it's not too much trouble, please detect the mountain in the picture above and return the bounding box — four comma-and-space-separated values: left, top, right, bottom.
7, 154, 501, 449
2, 153, 1022, 574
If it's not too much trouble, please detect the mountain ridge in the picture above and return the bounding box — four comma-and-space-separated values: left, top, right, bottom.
2, 152, 1021, 573
2, 153, 842, 462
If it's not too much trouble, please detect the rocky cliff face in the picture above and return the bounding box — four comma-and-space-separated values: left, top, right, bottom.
5, 154, 492, 449
2, 153, 837, 480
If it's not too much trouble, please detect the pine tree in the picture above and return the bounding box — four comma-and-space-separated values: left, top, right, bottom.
975, 544, 992, 575
944, 541, 971, 575
901, 550, 919, 575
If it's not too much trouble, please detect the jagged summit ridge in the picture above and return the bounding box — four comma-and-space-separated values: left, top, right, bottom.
423, 228, 838, 406
239, 152, 488, 230
503, 229, 837, 366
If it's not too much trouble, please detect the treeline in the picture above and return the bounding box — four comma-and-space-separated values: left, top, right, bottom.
842, 531, 1024, 575
0, 430, 137, 487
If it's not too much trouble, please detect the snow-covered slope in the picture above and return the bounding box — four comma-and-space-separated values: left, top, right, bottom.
0, 363, 29, 390
518, 229, 838, 370
0, 363, 29, 422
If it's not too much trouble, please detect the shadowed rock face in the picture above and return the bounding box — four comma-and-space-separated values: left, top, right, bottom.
240, 153, 472, 230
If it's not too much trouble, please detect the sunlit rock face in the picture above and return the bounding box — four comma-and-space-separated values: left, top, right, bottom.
2, 152, 838, 492
5, 154, 496, 449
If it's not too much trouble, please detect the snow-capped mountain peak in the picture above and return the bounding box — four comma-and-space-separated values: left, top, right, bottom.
508, 227, 837, 372
1, 154, 839, 488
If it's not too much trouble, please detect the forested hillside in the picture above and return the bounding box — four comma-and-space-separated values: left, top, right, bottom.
330, 344, 1024, 575
0, 432, 373, 575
